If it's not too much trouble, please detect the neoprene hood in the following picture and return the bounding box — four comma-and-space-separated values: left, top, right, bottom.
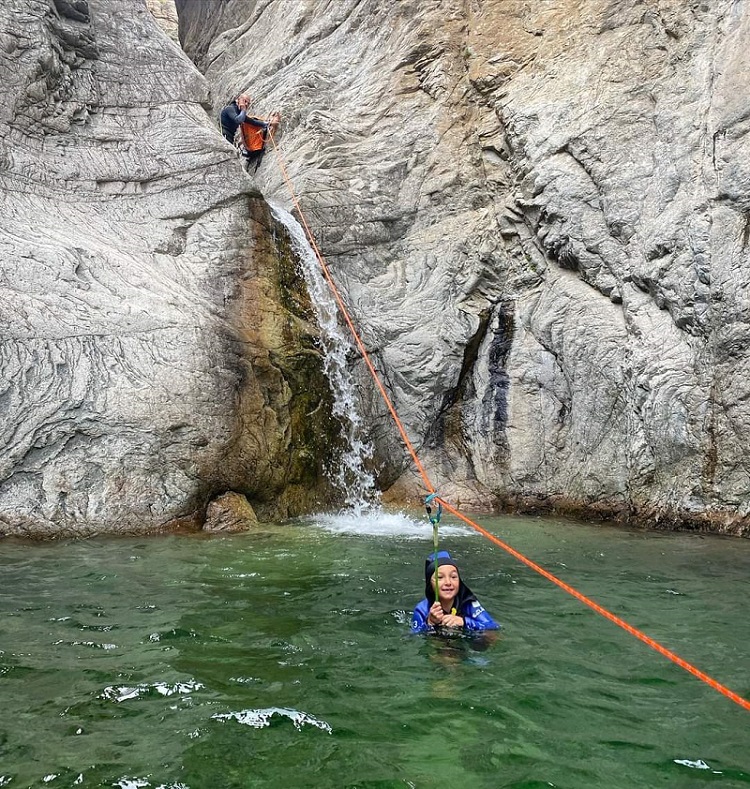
424, 550, 476, 606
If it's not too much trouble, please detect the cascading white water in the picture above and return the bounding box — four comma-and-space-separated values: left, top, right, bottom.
270, 203, 379, 514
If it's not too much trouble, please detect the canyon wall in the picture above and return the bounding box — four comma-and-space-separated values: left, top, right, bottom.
177, 0, 750, 534
4, 0, 750, 536
0, 0, 340, 536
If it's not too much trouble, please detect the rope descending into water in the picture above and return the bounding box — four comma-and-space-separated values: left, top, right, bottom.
266, 129, 750, 714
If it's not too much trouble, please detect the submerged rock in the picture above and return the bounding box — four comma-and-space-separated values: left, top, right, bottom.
175, 0, 750, 535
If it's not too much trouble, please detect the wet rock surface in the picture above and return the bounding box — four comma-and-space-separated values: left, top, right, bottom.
177, 0, 750, 535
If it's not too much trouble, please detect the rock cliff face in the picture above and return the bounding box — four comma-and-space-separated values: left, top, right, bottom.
4, 0, 749, 536
0, 0, 339, 536
176, 0, 750, 535
146, 0, 179, 42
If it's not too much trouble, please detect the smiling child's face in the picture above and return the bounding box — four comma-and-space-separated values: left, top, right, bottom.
433, 564, 460, 604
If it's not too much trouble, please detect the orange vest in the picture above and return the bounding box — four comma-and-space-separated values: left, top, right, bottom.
240, 119, 266, 152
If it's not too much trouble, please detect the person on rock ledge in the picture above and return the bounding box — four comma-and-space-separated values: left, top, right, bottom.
411, 550, 500, 634
239, 109, 281, 173
220, 94, 281, 173
219, 93, 251, 144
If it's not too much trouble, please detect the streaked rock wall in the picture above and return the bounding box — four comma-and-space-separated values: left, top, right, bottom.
0, 0, 338, 536
146, 0, 179, 42
177, 0, 750, 534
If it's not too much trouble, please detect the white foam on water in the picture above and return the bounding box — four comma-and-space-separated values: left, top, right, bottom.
305, 509, 473, 539
72, 641, 118, 650
212, 707, 332, 733
100, 680, 204, 703
113, 780, 189, 789
673, 759, 721, 773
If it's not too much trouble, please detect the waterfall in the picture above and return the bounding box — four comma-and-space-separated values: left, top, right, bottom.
269, 203, 379, 514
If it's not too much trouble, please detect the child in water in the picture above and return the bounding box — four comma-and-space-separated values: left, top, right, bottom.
411, 550, 500, 633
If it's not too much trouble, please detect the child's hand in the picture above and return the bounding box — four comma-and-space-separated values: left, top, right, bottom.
427, 602, 444, 626
441, 614, 464, 628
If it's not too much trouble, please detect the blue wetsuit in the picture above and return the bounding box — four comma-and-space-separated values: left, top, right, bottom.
411, 596, 499, 634
411, 550, 500, 634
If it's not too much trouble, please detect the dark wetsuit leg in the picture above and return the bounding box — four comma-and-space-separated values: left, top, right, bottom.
244, 149, 265, 172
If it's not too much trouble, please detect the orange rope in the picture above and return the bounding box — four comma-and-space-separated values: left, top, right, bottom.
267, 131, 750, 713
441, 501, 750, 711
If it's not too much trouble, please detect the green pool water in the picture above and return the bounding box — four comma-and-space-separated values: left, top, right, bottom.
1, 511, 748, 788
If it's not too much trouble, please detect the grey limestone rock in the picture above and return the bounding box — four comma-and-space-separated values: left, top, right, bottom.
4, 0, 750, 536
177, 0, 750, 534
0, 0, 339, 536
